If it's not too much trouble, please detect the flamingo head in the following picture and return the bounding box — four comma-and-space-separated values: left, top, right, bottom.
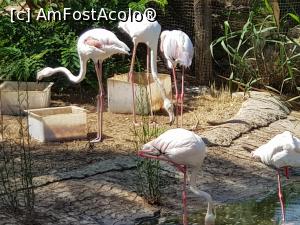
250, 148, 265, 163
205, 207, 216, 225
163, 98, 175, 125
118, 21, 128, 34
36, 67, 54, 81
138, 143, 161, 158
160, 30, 170, 53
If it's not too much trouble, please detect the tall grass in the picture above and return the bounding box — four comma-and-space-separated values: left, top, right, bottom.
133, 121, 163, 204
0, 82, 35, 221
211, 9, 300, 101
131, 71, 165, 204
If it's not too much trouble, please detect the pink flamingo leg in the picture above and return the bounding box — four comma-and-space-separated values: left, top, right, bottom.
182, 165, 188, 225
138, 150, 189, 225
277, 170, 286, 222
285, 166, 289, 179
129, 44, 138, 125
180, 67, 185, 127
146, 47, 154, 122
91, 61, 104, 143
172, 67, 179, 127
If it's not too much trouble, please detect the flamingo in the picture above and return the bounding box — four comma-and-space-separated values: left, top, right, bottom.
251, 131, 300, 223
160, 30, 194, 127
118, 14, 175, 125
138, 128, 216, 225
36, 28, 130, 142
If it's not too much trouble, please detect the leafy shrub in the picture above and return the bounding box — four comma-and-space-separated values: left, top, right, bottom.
0, 0, 167, 89
211, 6, 300, 101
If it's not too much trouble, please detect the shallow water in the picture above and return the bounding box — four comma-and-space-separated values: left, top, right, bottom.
162, 181, 300, 225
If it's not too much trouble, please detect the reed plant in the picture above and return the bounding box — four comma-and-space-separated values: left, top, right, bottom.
131, 69, 165, 204
0, 81, 35, 221
211, 7, 300, 102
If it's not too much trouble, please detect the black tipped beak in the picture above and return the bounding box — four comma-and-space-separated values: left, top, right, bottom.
168, 115, 175, 126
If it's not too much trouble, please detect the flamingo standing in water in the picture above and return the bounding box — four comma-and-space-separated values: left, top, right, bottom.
118, 14, 175, 125
251, 131, 300, 223
160, 30, 194, 127
36, 28, 130, 142
138, 128, 216, 225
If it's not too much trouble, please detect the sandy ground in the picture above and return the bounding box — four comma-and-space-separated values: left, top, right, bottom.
1, 87, 300, 225
1, 88, 243, 177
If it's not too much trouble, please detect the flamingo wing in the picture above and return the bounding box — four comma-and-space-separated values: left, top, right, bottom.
272, 150, 300, 168
84, 37, 103, 49
80, 29, 129, 55
142, 129, 206, 167
175, 31, 193, 67
160, 30, 194, 68
252, 131, 299, 167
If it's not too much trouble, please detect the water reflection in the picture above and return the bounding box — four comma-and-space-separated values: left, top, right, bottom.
162, 182, 300, 225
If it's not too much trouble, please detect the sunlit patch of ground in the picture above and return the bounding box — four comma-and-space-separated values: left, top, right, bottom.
1, 88, 243, 177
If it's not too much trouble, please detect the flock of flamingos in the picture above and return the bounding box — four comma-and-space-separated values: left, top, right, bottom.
35, 12, 300, 225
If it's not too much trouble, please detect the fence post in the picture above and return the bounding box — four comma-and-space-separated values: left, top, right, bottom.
194, 0, 213, 85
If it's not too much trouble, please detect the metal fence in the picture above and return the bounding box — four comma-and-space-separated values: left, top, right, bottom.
156, 0, 300, 80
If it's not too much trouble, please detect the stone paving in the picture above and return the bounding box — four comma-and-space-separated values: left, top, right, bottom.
1, 94, 300, 225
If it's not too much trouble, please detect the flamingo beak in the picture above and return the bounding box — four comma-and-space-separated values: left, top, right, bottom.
167, 107, 175, 126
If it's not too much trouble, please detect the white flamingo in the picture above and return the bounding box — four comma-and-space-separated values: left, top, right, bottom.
118, 14, 175, 125
251, 131, 300, 223
160, 30, 194, 127
138, 128, 216, 225
36, 28, 130, 142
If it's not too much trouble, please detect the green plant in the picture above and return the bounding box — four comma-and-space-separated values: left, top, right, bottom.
0, 1, 126, 84
288, 13, 300, 24
0, 0, 167, 85
131, 64, 165, 204
133, 120, 165, 204
129, 0, 168, 11
0, 83, 35, 220
211, 9, 300, 101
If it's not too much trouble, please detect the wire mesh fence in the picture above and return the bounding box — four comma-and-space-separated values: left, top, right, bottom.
155, 0, 300, 85
158, 0, 300, 40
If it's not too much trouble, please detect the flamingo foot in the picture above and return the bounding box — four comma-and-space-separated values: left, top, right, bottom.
133, 121, 143, 127
90, 136, 102, 143
149, 117, 158, 125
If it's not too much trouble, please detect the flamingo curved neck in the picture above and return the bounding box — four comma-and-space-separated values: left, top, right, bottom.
189, 169, 215, 217
190, 186, 214, 214
150, 46, 168, 100
51, 56, 87, 83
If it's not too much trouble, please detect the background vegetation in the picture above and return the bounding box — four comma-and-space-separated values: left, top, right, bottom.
0, 0, 167, 91
211, 0, 300, 101
0, 0, 299, 101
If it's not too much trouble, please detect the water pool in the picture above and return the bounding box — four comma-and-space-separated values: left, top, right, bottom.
161, 181, 300, 225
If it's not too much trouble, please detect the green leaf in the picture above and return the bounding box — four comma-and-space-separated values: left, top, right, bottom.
288, 13, 300, 24
237, 12, 253, 52
263, 0, 273, 14
265, 85, 280, 94
280, 77, 292, 94
221, 40, 234, 57
288, 95, 300, 102
242, 47, 254, 59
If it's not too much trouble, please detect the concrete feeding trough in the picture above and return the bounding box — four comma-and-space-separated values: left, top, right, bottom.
107, 72, 172, 115
0, 81, 53, 115
26, 106, 87, 142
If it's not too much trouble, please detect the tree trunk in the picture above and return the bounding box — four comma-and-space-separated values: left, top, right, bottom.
194, 0, 212, 85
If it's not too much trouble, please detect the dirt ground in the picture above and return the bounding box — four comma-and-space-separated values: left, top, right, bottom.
2, 87, 243, 177
1, 87, 300, 225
